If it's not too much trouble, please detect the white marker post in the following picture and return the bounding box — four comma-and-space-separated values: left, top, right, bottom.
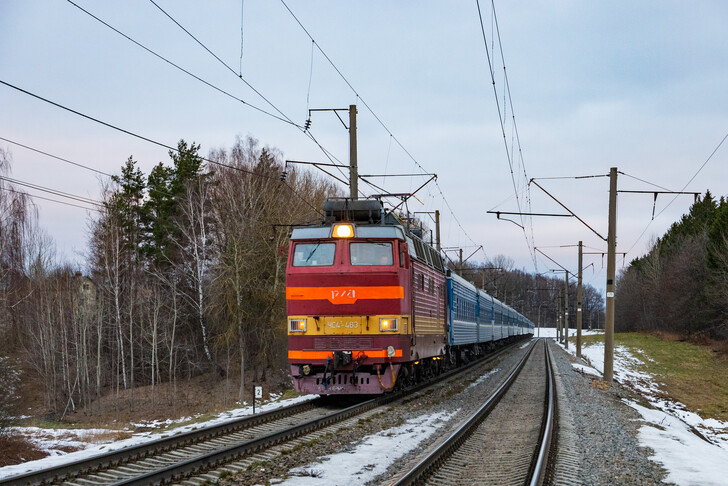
253, 386, 262, 414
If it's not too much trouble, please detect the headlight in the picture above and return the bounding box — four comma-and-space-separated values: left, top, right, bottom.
289, 318, 306, 332
379, 318, 398, 332
332, 224, 354, 238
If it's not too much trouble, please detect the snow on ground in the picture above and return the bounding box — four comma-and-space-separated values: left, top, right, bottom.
5, 329, 727, 485
276, 410, 457, 485
629, 400, 728, 486
467, 368, 500, 390
544, 328, 728, 485
0, 393, 317, 480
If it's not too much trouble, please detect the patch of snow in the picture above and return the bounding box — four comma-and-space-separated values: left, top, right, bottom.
627, 400, 728, 486
467, 368, 500, 389
0, 394, 317, 481
278, 410, 458, 485
570, 362, 599, 377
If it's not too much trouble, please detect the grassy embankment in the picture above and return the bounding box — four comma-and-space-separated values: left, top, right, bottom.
580, 332, 728, 422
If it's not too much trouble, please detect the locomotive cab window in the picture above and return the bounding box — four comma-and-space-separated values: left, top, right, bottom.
292, 242, 336, 267
350, 242, 393, 266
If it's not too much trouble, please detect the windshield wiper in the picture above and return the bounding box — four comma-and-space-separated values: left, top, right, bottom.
305, 243, 321, 263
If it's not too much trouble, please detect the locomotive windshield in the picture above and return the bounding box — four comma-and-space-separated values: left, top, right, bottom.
292, 242, 335, 267
350, 242, 393, 266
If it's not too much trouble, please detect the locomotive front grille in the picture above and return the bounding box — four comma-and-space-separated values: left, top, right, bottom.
313, 336, 374, 350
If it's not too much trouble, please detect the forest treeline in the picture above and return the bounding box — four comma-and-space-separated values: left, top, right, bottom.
616, 192, 728, 340
0, 134, 607, 422
0, 138, 337, 419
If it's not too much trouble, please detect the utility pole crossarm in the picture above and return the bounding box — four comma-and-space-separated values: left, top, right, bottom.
529, 179, 607, 241
534, 247, 575, 276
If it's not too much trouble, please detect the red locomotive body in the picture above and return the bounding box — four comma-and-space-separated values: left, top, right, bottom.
286, 199, 447, 394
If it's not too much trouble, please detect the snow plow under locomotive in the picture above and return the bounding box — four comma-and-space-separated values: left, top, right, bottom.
286, 199, 533, 395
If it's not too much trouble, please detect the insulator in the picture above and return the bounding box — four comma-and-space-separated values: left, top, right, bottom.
280, 170, 287, 182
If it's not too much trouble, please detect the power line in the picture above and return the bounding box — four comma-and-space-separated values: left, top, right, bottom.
0, 175, 103, 208
0, 185, 101, 212
0, 79, 324, 216
0, 136, 176, 199
0, 79, 272, 179
0, 136, 113, 177
66, 0, 297, 127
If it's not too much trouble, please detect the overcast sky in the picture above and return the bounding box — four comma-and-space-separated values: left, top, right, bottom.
2, 1, 727, 293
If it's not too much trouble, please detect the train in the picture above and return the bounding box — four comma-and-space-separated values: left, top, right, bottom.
286, 198, 534, 395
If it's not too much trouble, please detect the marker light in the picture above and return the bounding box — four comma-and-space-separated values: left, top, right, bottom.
379, 318, 398, 332
289, 318, 306, 332
332, 224, 354, 238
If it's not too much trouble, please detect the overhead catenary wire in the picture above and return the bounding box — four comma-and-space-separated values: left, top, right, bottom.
147, 0, 295, 126
65, 0, 297, 128
238, 0, 245, 76
278, 0, 484, 255
142, 0, 350, 183
475, 0, 536, 270
625, 130, 728, 255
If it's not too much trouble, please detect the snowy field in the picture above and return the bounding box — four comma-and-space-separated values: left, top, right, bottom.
3, 329, 728, 485
548, 327, 728, 486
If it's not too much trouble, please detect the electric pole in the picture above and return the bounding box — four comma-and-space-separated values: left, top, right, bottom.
557, 288, 563, 343
435, 210, 441, 252
577, 241, 583, 358
564, 270, 569, 349
349, 104, 358, 200
604, 167, 617, 384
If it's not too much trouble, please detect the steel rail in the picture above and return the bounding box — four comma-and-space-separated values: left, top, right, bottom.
0, 398, 322, 485
4, 337, 529, 485
108, 338, 527, 485
391, 339, 539, 485
529, 340, 556, 486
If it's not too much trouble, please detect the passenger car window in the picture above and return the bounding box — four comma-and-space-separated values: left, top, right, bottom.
292, 243, 335, 266
350, 242, 393, 266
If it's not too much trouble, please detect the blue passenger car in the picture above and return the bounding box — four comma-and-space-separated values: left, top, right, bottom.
476, 290, 495, 343
447, 272, 479, 346
446, 270, 534, 350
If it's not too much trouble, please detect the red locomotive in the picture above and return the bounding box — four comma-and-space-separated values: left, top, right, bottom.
286, 199, 447, 394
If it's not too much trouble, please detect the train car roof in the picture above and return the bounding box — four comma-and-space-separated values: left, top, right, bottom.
290, 225, 407, 240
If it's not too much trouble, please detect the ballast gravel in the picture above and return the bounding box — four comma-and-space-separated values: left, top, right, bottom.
221, 339, 675, 485
547, 339, 673, 486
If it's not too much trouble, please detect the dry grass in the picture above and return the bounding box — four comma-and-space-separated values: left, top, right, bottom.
583, 332, 728, 421
58, 368, 293, 430
590, 379, 610, 390
0, 433, 46, 467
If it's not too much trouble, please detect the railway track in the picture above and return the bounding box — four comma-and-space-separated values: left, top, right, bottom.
3, 339, 527, 486
391, 338, 556, 485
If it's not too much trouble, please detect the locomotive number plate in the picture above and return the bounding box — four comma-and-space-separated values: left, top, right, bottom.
323, 316, 363, 334
327, 320, 359, 329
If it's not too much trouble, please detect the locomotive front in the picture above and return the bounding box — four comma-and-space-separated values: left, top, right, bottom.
286, 199, 411, 394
